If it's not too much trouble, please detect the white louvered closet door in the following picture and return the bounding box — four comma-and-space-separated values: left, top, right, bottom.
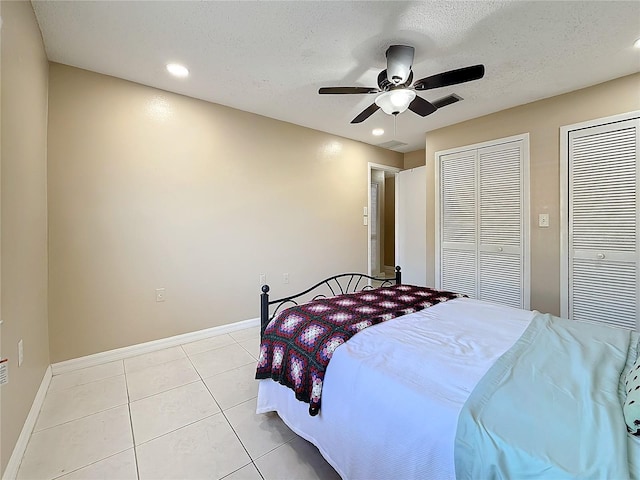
478, 142, 525, 308
569, 119, 639, 330
438, 135, 529, 308
440, 150, 477, 297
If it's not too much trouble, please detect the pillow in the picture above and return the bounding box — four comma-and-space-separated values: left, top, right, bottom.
624, 355, 640, 436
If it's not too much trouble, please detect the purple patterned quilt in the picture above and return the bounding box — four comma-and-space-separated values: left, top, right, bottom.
255, 284, 463, 415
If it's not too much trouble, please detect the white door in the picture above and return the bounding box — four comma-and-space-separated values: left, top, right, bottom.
397, 166, 427, 286
568, 118, 639, 329
439, 150, 478, 297
478, 142, 527, 308
436, 135, 530, 308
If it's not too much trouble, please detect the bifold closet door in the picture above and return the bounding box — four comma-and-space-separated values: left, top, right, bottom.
478, 142, 525, 308
438, 137, 528, 308
439, 150, 477, 298
569, 119, 639, 329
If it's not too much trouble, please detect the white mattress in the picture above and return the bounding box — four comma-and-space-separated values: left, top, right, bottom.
256, 297, 535, 480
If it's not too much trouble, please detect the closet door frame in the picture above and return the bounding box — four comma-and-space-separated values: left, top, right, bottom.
435, 133, 530, 308
559, 110, 640, 321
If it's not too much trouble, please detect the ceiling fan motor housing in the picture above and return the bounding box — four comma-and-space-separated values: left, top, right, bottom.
386, 45, 415, 85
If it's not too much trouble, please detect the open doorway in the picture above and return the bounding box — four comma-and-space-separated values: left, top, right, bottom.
368, 163, 400, 278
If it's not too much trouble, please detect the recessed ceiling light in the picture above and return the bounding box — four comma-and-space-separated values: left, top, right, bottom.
166, 63, 189, 78
372, 128, 384, 136
634, 37, 640, 49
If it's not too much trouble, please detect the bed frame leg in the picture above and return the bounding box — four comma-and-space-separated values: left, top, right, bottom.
395, 265, 402, 285
260, 285, 270, 337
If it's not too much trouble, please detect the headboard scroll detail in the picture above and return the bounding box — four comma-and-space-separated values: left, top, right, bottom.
260, 266, 402, 337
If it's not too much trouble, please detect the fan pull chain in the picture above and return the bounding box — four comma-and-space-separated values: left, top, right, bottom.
394, 113, 397, 137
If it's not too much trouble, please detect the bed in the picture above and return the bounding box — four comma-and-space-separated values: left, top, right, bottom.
255, 268, 640, 479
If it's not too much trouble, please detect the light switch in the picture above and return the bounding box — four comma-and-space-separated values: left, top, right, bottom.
363, 206, 368, 216
363, 216, 368, 226
538, 213, 550, 228
155, 288, 166, 302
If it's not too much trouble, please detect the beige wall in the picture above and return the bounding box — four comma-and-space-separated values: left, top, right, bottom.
47, 64, 403, 362
1, 0, 50, 474
425, 73, 640, 316
403, 149, 426, 169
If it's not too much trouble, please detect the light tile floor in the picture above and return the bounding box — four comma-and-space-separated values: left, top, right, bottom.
17, 326, 341, 480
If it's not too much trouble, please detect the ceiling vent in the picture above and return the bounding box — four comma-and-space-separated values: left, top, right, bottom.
376, 140, 408, 150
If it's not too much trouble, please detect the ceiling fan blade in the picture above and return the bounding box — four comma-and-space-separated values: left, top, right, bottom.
432, 93, 463, 109
414, 65, 485, 91
319, 87, 380, 95
351, 103, 380, 124
408, 95, 437, 117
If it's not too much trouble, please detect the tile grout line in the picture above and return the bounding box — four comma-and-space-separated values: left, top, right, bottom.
133, 412, 222, 449
129, 378, 202, 403
183, 334, 238, 356
126, 346, 223, 450
48, 370, 124, 393
184, 343, 260, 478
182, 343, 225, 413
32, 373, 129, 432
123, 361, 142, 480
123, 348, 189, 376
47, 448, 133, 480
123, 339, 257, 448
250, 432, 298, 463
218, 461, 264, 480
216, 407, 257, 475
226, 331, 265, 479
30, 402, 129, 435
185, 344, 260, 476
15, 373, 52, 475
17, 331, 261, 480
40, 363, 134, 480
187, 340, 256, 380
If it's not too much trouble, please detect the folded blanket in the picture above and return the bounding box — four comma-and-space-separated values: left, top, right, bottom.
256, 284, 463, 415
455, 313, 639, 479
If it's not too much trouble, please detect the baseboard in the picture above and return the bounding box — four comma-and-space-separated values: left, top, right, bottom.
51, 317, 260, 375
3, 366, 52, 480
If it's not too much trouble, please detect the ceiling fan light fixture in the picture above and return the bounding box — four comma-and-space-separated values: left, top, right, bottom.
372, 128, 384, 136
375, 89, 416, 115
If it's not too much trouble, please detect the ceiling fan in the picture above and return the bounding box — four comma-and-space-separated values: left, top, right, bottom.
318, 45, 485, 124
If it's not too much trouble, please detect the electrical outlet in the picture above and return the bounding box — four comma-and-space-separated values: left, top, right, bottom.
259, 273, 266, 286
538, 213, 550, 228
155, 288, 166, 302
283, 273, 289, 284
18, 340, 23, 367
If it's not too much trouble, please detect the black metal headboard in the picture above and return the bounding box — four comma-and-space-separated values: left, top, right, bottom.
260, 266, 402, 336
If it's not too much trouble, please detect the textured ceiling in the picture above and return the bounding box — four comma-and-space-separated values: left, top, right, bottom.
32, 1, 640, 152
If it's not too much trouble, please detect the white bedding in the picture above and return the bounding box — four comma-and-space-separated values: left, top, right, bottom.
256, 297, 536, 479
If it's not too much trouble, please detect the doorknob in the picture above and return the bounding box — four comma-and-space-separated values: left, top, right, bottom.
596, 253, 605, 259
497, 247, 503, 252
